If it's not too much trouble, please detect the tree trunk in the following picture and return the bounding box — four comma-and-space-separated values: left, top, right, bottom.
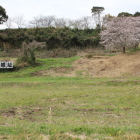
134, 43, 138, 50
122, 47, 125, 54
3, 42, 9, 53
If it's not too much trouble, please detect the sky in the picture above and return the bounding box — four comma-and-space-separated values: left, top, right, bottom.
0, 0, 140, 29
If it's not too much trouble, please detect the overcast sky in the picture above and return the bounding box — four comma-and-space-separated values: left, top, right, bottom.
0, 0, 140, 29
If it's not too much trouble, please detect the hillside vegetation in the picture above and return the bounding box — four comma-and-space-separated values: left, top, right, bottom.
0, 28, 100, 51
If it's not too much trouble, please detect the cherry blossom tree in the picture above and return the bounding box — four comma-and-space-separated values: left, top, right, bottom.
100, 17, 140, 53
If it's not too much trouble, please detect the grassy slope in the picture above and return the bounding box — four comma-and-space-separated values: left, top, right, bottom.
0, 57, 140, 140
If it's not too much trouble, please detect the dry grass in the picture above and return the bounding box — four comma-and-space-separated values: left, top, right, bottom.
32, 51, 140, 77
73, 52, 140, 77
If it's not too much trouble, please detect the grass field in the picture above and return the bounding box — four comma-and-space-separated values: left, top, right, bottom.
0, 57, 140, 140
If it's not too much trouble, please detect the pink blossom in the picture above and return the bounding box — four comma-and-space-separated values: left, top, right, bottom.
100, 17, 140, 53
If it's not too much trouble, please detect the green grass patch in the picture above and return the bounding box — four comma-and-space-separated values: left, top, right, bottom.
0, 56, 140, 139
0, 56, 79, 78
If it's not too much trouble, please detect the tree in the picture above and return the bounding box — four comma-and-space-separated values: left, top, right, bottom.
17, 40, 42, 65
4, 17, 15, 28
68, 19, 83, 29
80, 16, 93, 29
28, 15, 56, 28
117, 12, 133, 17
54, 18, 68, 28
91, 6, 105, 29
100, 17, 140, 53
28, 16, 42, 28
14, 15, 25, 28
40, 15, 55, 27
68, 17, 93, 29
102, 14, 115, 27
134, 11, 140, 17
0, 5, 8, 24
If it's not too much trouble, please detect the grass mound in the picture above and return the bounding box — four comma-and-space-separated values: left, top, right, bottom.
71, 51, 140, 77
29, 50, 140, 78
